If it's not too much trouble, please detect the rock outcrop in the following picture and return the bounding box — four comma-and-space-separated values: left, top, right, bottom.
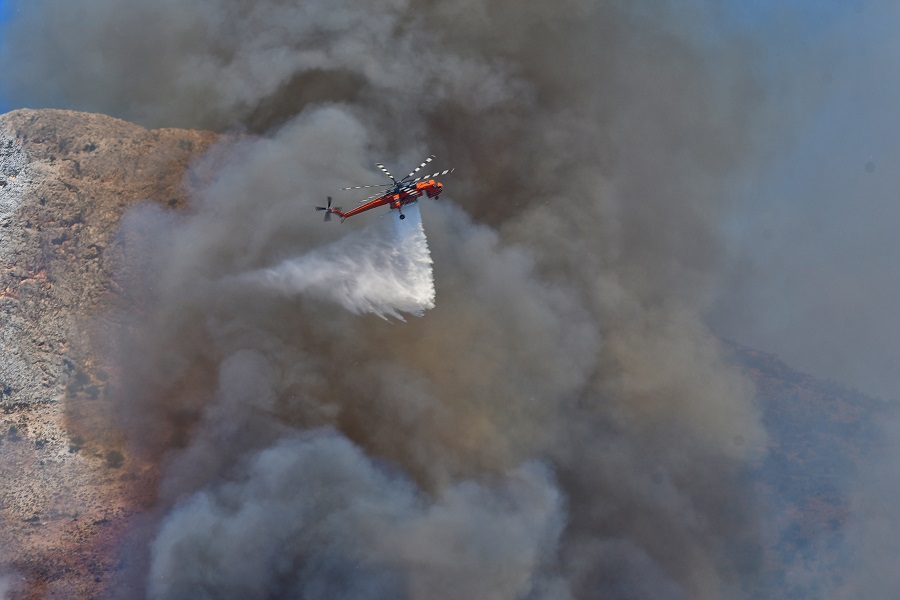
0, 109, 218, 598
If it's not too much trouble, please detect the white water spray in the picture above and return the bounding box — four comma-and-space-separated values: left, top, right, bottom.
240, 203, 435, 319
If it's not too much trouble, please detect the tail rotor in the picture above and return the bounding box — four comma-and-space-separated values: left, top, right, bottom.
315, 196, 341, 222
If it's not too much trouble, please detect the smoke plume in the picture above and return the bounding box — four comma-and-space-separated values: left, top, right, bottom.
2, 1, 782, 598
148, 430, 564, 600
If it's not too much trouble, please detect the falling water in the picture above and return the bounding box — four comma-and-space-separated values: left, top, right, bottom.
239, 202, 435, 320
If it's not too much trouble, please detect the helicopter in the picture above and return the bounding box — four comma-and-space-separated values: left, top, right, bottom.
316, 155, 453, 222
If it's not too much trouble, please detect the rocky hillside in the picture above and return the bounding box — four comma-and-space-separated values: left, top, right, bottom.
0, 109, 218, 599
727, 342, 889, 599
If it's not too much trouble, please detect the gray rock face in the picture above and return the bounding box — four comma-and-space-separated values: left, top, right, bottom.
1, 120, 64, 410
0, 129, 29, 240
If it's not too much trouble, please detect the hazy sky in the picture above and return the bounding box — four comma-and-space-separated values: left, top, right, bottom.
0, 0, 12, 114
706, 1, 900, 400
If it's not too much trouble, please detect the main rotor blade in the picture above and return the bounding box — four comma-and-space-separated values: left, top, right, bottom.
376, 162, 397, 184
412, 167, 454, 183
348, 192, 384, 204
341, 184, 391, 190
401, 155, 435, 182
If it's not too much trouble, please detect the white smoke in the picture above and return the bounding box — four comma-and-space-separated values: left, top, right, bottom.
148, 430, 565, 600
237, 202, 435, 320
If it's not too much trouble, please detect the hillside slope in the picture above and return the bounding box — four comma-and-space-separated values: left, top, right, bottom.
727, 342, 889, 599
0, 109, 218, 599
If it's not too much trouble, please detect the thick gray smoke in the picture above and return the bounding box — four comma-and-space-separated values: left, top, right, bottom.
3, 1, 781, 598
149, 429, 565, 600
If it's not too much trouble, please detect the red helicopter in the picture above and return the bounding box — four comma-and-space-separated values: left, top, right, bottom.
316, 155, 453, 222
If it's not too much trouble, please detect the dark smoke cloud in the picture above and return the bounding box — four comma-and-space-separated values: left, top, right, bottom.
3, 0, 781, 598
2, 0, 530, 133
